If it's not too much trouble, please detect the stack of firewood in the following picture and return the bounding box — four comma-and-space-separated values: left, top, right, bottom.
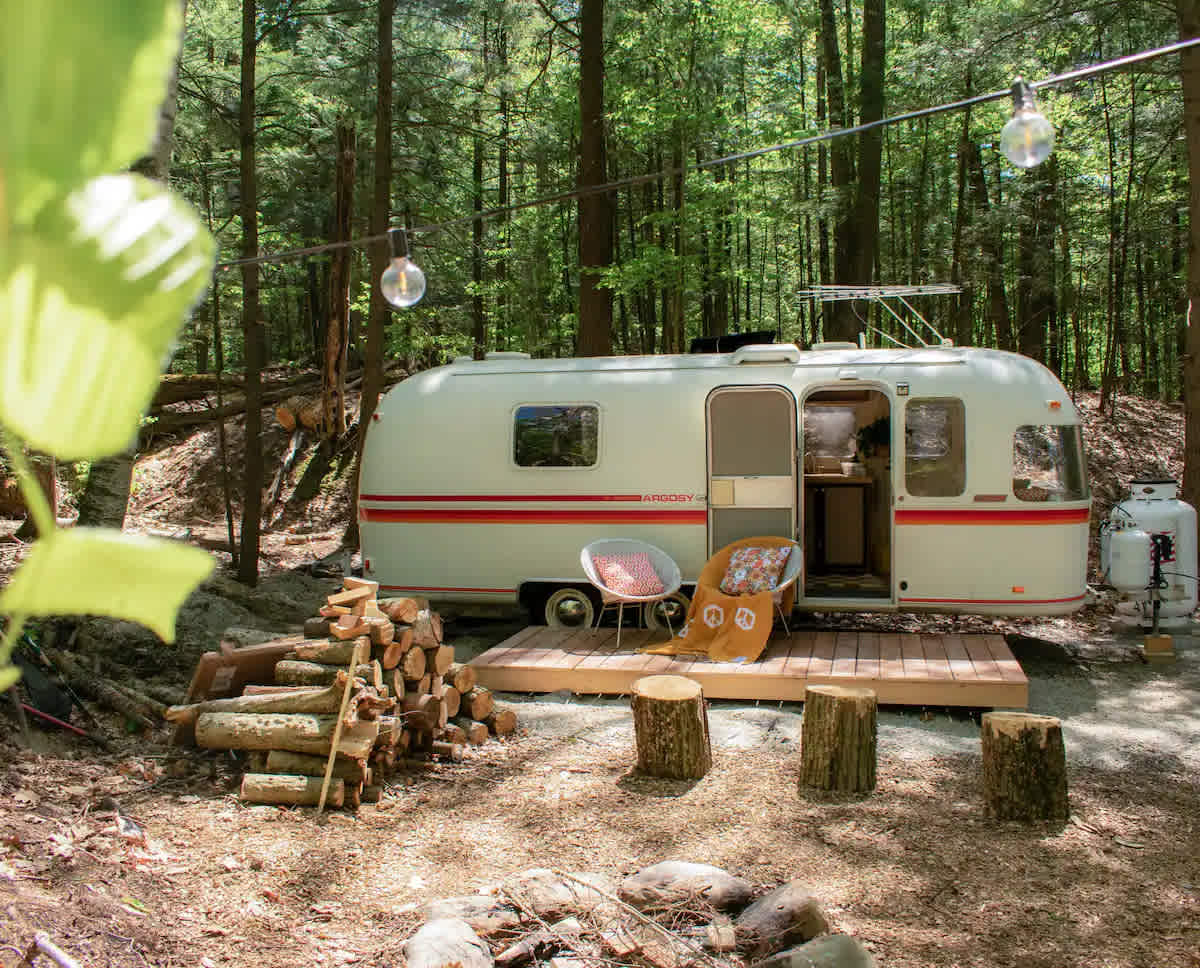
166, 578, 517, 809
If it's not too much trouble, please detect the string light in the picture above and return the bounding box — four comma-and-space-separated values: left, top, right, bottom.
379, 228, 426, 308
211, 36, 1200, 296
1000, 78, 1055, 168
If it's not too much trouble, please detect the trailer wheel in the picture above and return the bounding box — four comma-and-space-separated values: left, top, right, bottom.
544, 587, 596, 629
643, 591, 691, 634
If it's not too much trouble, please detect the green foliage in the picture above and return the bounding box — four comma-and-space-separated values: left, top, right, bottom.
0, 0, 217, 688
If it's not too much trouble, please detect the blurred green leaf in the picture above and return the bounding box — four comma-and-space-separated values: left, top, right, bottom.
0, 175, 214, 459
0, 0, 183, 222
0, 528, 213, 643
0, 666, 19, 692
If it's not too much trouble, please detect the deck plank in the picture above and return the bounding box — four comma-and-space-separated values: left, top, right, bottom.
921, 635, 955, 680
469, 627, 1027, 708
856, 632, 881, 678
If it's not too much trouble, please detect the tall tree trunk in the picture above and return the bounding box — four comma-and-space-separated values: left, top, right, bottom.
577, 0, 612, 355
497, 23, 510, 350
965, 142, 1014, 351
347, 0, 394, 549
816, 56, 831, 341
818, 0, 854, 340
851, 0, 884, 293
1178, 0, 1200, 519
324, 123, 355, 438
237, 0, 264, 586
1016, 158, 1057, 364
76, 0, 189, 531
950, 99, 973, 347
472, 104, 485, 358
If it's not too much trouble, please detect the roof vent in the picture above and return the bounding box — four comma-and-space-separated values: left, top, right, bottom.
811, 341, 858, 351
485, 351, 531, 360
730, 344, 801, 365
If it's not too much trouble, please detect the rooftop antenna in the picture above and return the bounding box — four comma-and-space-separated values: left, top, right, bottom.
796, 284, 961, 348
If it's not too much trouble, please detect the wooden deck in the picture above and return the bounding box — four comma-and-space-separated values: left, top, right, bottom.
468, 626, 1028, 708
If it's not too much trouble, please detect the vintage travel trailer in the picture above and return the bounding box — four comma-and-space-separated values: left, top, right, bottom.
358, 341, 1091, 628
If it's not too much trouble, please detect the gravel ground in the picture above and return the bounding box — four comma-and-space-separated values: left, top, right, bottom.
451, 623, 1200, 774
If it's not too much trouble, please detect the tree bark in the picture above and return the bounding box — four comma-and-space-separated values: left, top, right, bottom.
240, 772, 345, 808
818, 0, 855, 341
1179, 0, 1200, 516
165, 677, 353, 724
325, 122, 356, 439
237, 0, 263, 586
798, 685, 876, 793
630, 675, 711, 780
195, 711, 378, 758
980, 712, 1068, 822
576, 0, 613, 356
851, 0, 884, 292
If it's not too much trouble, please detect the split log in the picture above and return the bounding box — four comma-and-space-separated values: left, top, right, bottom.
451, 718, 490, 745
380, 626, 415, 669
165, 677, 353, 724
442, 686, 461, 719
274, 659, 374, 687
294, 638, 370, 665
328, 585, 374, 608
320, 604, 351, 618
331, 614, 369, 640
412, 610, 442, 648
367, 618, 394, 647
630, 675, 711, 780
461, 687, 495, 722
243, 684, 335, 695
484, 708, 517, 736
400, 645, 427, 681
980, 712, 1069, 822
755, 935, 876, 968
431, 740, 463, 762
440, 723, 466, 744
303, 616, 332, 638
423, 897, 522, 937
194, 712, 378, 758
409, 674, 433, 695
45, 648, 155, 729
618, 861, 755, 912
402, 694, 441, 731
240, 773, 344, 808
424, 645, 454, 677
265, 427, 305, 513
375, 715, 402, 746
445, 662, 476, 694
264, 749, 369, 783
381, 669, 405, 702
379, 597, 421, 624
798, 685, 877, 793
343, 576, 380, 595
403, 919, 494, 968
734, 881, 828, 958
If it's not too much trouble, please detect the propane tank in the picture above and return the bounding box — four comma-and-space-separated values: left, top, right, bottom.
1103, 479, 1198, 628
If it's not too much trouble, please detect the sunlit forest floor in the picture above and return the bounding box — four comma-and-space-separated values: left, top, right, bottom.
1, 390, 1196, 967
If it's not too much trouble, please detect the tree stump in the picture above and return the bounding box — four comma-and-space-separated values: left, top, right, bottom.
980, 712, 1068, 822
798, 685, 877, 793
630, 675, 711, 779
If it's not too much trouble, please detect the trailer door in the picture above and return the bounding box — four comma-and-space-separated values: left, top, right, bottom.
706, 386, 797, 554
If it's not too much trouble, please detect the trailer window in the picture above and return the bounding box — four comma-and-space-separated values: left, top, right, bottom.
905, 398, 965, 496
514, 405, 599, 467
1013, 425, 1089, 501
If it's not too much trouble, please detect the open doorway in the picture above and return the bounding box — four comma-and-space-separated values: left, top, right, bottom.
801, 388, 892, 600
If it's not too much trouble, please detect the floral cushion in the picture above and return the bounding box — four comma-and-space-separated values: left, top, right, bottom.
720, 546, 792, 595
593, 552, 665, 598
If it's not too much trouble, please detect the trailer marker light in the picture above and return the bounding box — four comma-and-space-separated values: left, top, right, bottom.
1012, 586, 1025, 593
1047, 400, 1062, 411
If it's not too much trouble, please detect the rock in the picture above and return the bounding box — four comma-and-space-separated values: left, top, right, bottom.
403, 918, 494, 968
501, 869, 616, 920
618, 861, 756, 912
734, 880, 828, 957
423, 896, 523, 937
754, 935, 875, 968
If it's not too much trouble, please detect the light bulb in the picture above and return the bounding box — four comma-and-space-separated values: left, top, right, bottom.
1000, 79, 1055, 169
381, 255, 426, 308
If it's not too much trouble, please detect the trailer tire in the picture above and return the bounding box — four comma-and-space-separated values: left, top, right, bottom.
544, 586, 597, 629
643, 590, 691, 634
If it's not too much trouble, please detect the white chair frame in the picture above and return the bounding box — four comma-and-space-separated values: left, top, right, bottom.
580, 539, 684, 649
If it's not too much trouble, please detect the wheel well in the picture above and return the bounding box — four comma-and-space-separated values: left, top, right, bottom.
519, 582, 600, 625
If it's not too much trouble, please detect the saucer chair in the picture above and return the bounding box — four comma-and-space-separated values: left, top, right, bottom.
580, 539, 684, 647
697, 535, 802, 634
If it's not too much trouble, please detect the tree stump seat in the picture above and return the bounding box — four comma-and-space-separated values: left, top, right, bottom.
798, 684, 878, 794
630, 675, 712, 779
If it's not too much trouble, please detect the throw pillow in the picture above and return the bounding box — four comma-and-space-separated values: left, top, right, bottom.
593, 552, 665, 598
720, 545, 792, 595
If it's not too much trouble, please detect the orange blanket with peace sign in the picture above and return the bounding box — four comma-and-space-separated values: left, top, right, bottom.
643, 536, 796, 664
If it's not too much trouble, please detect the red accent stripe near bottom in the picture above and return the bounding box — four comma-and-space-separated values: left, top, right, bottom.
362, 508, 706, 524
899, 594, 1086, 605
379, 584, 513, 594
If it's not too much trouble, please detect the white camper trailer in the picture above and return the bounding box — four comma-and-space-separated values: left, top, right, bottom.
358, 341, 1091, 629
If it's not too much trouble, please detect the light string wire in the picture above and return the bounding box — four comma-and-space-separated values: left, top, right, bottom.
215, 36, 1200, 271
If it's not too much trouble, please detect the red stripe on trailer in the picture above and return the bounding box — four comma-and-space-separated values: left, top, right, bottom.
899, 594, 1086, 605
895, 507, 1089, 526
380, 585, 513, 594
361, 507, 707, 524
360, 493, 645, 502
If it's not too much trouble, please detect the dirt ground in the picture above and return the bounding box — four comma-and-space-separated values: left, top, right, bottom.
1, 389, 1198, 966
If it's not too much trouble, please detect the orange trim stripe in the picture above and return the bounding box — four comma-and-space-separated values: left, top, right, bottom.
896, 507, 1088, 526
360, 493, 644, 502
361, 508, 706, 525
900, 594, 1086, 605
